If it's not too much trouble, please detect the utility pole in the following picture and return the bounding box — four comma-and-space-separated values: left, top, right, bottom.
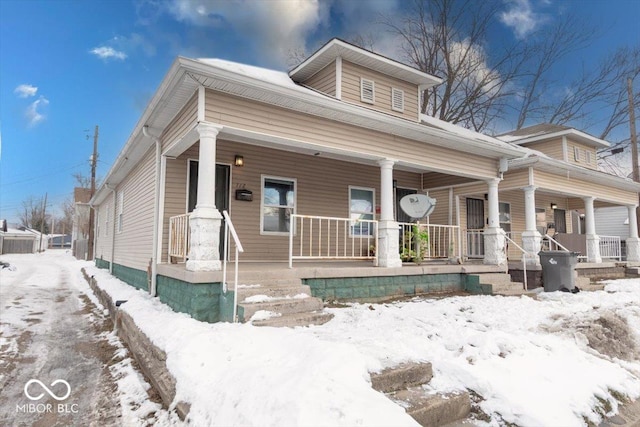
39, 193, 47, 252
87, 125, 99, 260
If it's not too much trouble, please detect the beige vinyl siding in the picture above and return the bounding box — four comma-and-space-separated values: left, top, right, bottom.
340, 61, 419, 121
521, 138, 564, 161
161, 140, 421, 262
112, 145, 156, 270
94, 193, 114, 262
422, 173, 479, 190
424, 189, 452, 226
204, 89, 498, 180
532, 170, 637, 205
566, 140, 598, 170
161, 92, 198, 151
302, 62, 336, 97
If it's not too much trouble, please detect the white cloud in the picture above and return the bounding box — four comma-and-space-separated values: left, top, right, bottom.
165, 0, 324, 66
499, 0, 545, 39
14, 84, 38, 98
25, 96, 49, 127
90, 46, 128, 61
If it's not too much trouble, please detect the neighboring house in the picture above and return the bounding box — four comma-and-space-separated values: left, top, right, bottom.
72, 187, 92, 259
49, 234, 72, 248
90, 39, 640, 323
0, 224, 38, 254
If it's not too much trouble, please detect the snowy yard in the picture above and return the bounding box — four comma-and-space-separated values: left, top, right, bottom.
2, 251, 639, 426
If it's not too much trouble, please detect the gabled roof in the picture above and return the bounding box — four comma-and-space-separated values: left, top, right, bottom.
497, 123, 610, 148
91, 55, 523, 205
289, 38, 442, 87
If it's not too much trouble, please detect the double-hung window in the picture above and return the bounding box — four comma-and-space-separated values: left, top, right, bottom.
349, 186, 375, 236
499, 202, 511, 236
261, 176, 296, 234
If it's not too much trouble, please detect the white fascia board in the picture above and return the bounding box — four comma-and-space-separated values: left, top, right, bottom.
181, 58, 522, 159
289, 39, 442, 87
91, 58, 188, 206
509, 155, 640, 192
512, 129, 610, 148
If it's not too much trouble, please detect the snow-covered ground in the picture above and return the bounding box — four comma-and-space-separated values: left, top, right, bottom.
3, 251, 639, 426
0, 250, 181, 426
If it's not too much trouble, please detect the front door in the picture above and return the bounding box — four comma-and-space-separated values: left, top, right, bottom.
188, 161, 231, 256
466, 198, 485, 257
554, 209, 567, 233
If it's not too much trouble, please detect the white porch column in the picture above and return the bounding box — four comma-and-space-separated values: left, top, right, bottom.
583, 196, 602, 263
484, 178, 507, 265
522, 185, 542, 265
377, 159, 402, 268
186, 123, 224, 272
626, 205, 640, 262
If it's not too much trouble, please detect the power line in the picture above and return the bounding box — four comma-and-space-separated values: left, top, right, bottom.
0, 162, 86, 187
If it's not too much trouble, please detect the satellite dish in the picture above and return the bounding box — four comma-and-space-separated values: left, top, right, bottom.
399, 194, 436, 220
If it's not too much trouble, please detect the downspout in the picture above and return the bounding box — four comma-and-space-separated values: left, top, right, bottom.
105, 184, 117, 274
143, 125, 161, 297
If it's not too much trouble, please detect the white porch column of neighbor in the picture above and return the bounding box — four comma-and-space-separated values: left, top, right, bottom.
522, 185, 542, 265
625, 205, 640, 262
377, 159, 402, 268
483, 178, 507, 265
186, 123, 224, 272
583, 196, 602, 263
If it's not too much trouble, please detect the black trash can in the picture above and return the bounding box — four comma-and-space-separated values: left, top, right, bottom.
538, 250, 579, 292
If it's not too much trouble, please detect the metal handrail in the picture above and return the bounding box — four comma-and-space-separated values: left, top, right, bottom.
503, 232, 533, 291
222, 210, 244, 323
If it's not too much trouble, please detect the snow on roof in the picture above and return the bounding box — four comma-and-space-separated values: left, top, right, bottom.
419, 114, 524, 148
196, 58, 326, 98
1, 227, 37, 236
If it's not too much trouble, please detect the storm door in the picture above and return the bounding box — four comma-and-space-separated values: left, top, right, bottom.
395, 187, 418, 223
466, 198, 485, 258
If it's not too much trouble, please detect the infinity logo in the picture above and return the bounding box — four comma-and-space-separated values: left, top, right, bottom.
24, 379, 71, 401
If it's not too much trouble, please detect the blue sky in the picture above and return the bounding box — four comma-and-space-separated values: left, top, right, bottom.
1, 0, 638, 225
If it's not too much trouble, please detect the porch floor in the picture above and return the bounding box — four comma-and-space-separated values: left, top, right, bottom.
157, 260, 506, 284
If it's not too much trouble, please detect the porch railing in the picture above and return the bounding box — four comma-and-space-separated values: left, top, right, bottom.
503, 233, 531, 290
399, 223, 461, 261
599, 235, 622, 260
289, 214, 378, 268
466, 229, 485, 258
541, 234, 570, 252
169, 213, 190, 262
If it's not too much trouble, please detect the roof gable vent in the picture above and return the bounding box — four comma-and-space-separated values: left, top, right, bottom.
391, 88, 404, 112
360, 78, 375, 104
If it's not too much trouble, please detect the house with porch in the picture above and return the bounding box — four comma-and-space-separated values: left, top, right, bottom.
90, 39, 640, 325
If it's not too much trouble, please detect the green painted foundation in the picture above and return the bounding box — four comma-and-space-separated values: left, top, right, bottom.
95, 258, 110, 270
156, 275, 235, 323
112, 263, 149, 291
305, 273, 487, 301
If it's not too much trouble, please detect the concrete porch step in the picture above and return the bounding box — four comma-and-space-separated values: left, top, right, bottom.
476, 273, 513, 286
237, 278, 304, 287
251, 310, 334, 328
371, 362, 433, 393
626, 267, 640, 276
237, 284, 311, 302
390, 389, 471, 427
238, 296, 325, 322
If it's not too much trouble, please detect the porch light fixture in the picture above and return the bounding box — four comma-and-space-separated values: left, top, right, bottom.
234, 155, 244, 167
551, 203, 558, 210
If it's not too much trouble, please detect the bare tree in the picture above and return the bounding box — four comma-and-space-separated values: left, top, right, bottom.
18, 196, 50, 233
382, 0, 525, 130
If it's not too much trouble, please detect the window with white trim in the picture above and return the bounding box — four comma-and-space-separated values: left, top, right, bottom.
117, 191, 124, 233
261, 176, 296, 234
349, 186, 375, 236
360, 78, 375, 104
574, 146, 581, 161
391, 88, 404, 112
